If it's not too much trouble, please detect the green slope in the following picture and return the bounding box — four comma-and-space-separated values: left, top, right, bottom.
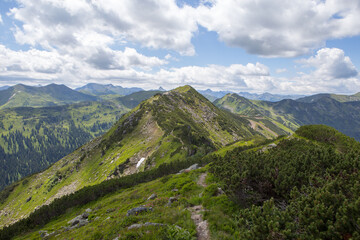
0, 85, 262, 228
216, 93, 360, 140
0, 101, 129, 190
0, 84, 96, 109
2, 125, 360, 239
0, 90, 164, 191
214, 93, 293, 137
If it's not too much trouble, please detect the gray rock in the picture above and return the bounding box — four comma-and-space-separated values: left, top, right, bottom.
172, 188, 178, 192
85, 208, 92, 213
128, 222, 165, 230
126, 206, 153, 216
268, 143, 277, 148
68, 216, 82, 226
177, 163, 200, 174
147, 193, 157, 201
127, 223, 143, 230
67, 211, 90, 228
166, 197, 178, 206
187, 164, 199, 171
39, 230, 48, 238
76, 219, 89, 228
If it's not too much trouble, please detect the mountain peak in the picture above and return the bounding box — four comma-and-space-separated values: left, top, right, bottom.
171, 85, 197, 94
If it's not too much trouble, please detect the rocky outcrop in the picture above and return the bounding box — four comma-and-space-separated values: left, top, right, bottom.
126, 206, 153, 216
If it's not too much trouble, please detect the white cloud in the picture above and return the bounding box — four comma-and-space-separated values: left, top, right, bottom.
10, 0, 197, 56
0, 14, 3, 24
299, 48, 358, 79
0, 44, 166, 86
197, 0, 360, 57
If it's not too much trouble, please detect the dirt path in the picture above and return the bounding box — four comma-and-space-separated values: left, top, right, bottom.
190, 205, 210, 240
188, 172, 210, 239
197, 173, 207, 187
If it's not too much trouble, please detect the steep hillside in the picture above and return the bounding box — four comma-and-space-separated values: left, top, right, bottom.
0, 84, 96, 109
2, 125, 360, 240
214, 94, 293, 137
0, 101, 129, 190
216, 93, 360, 140
76, 83, 143, 96
0, 86, 261, 228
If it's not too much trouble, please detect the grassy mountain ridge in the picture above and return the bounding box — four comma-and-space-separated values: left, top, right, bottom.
0, 85, 263, 228
0, 84, 97, 109
297, 92, 360, 103
2, 125, 359, 239
216, 93, 360, 140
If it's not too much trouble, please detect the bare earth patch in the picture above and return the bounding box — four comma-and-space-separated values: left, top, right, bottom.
188, 172, 210, 239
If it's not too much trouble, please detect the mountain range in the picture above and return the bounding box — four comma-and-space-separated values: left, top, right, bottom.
76, 83, 143, 96
0, 84, 96, 109
198, 89, 306, 102
0, 84, 360, 239
215, 93, 360, 140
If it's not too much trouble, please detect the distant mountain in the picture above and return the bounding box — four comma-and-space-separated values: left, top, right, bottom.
197, 89, 233, 99
0, 101, 130, 190
76, 83, 143, 96
0, 84, 96, 109
238, 92, 305, 102
0, 86, 10, 91
296, 92, 360, 103
216, 93, 360, 140
198, 89, 305, 102
116, 90, 164, 109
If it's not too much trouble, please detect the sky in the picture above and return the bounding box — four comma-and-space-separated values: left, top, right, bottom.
0, 0, 360, 94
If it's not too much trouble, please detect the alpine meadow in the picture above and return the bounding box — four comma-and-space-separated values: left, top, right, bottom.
1, 0, 360, 240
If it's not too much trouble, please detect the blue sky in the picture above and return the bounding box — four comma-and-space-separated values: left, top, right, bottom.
0, 0, 359, 94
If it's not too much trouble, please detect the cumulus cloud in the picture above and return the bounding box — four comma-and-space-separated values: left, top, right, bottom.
197, 0, 360, 57
299, 48, 358, 79
0, 44, 166, 86
9, 0, 197, 56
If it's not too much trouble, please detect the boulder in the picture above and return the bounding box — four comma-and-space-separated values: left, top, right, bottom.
128, 222, 165, 230
67, 211, 90, 228
126, 206, 153, 216
85, 208, 92, 213
177, 163, 200, 174
147, 193, 157, 201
